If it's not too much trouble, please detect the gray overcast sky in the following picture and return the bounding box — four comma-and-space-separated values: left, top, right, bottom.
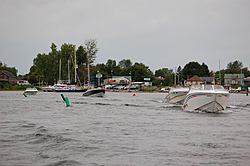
1, 0, 250, 75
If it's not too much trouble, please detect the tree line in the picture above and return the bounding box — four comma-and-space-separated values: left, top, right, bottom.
2, 39, 249, 86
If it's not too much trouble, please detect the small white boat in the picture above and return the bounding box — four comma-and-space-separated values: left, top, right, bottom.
41, 85, 54, 92
82, 88, 105, 97
24, 88, 38, 95
165, 86, 189, 104
183, 85, 230, 112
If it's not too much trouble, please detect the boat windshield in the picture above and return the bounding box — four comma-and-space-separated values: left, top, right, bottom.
214, 85, 225, 91
26, 88, 37, 90
191, 85, 203, 90
191, 85, 225, 91
204, 85, 213, 90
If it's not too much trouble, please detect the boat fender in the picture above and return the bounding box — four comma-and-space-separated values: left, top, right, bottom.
23, 93, 27, 97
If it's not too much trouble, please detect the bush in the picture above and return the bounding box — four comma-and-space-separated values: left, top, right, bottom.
0, 83, 40, 91
142, 88, 157, 92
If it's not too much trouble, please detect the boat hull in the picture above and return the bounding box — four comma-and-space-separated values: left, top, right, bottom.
24, 88, 38, 95
54, 88, 87, 92
41, 87, 54, 92
165, 87, 189, 104
82, 89, 105, 97
183, 91, 230, 112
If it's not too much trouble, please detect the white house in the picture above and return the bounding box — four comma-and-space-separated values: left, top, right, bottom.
17, 80, 30, 85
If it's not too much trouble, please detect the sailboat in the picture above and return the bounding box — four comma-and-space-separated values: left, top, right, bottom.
82, 50, 105, 97
54, 46, 87, 92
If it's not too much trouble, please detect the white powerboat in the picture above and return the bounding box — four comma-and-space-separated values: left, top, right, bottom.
165, 86, 189, 104
24, 88, 38, 95
41, 85, 54, 92
183, 85, 230, 112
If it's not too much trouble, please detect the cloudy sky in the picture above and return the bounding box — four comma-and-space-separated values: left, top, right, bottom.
1, 0, 250, 75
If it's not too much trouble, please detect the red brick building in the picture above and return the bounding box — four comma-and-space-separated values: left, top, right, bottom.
0, 70, 18, 83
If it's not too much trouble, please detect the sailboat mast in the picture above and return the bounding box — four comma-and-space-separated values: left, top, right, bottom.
240, 60, 242, 85
59, 59, 61, 81
174, 67, 176, 85
74, 45, 77, 84
87, 52, 90, 89
68, 60, 70, 82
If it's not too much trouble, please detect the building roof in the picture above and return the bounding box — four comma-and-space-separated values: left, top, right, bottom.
0, 70, 16, 78
224, 74, 244, 79
112, 76, 131, 80
187, 75, 203, 82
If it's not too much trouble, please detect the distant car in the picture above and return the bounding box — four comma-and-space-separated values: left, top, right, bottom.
124, 86, 131, 90
105, 85, 112, 89
130, 85, 139, 89
117, 86, 125, 90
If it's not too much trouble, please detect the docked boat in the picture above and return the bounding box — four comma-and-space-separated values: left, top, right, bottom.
24, 88, 38, 95
165, 86, 189, 104
41, 85, 54, 92
82, 88, 105, 97
183, 84, 230, 112
54, 84, 87, 92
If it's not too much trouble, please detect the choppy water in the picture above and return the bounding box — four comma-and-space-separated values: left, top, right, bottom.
0, 91, 250, 166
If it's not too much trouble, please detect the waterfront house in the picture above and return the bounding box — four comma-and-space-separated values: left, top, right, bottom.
185, 75, 215, 85
0, 70, 17, 83
224, 74, 244, 85
17, 80, 31, 85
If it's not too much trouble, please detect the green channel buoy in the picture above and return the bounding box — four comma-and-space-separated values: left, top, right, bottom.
65, 97, 70, 107
61, 94, 65, 101
23, 93, 27, 97
61, 94, 70, 107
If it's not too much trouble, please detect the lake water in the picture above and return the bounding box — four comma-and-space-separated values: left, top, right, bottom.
0, 91, 250, 166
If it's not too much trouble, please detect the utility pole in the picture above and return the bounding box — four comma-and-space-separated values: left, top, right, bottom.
59, 59, 61, 81
87, 52, 90, 88
174, 67, 176, 85
68, 60, 70, 82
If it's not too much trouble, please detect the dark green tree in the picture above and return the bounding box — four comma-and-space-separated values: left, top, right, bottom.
201, 62, 210, 77
155, 69, 166, 78
182, 61, 210, 79
226, 60, 243, 71
118, 59, 133, 69
76, 45, 87, 66
120, 62, 154, 82
155, 68, 173, 77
